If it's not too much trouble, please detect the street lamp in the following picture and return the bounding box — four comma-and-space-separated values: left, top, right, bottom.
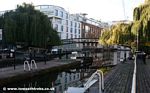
137, 29, 139, 51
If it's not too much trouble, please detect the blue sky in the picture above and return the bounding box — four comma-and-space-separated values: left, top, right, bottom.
0, 0, 144, 22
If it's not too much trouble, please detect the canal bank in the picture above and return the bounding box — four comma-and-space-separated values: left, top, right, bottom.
0, 59, 81, 87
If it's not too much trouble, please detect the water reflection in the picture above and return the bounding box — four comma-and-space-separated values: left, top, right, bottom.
5, 50, 130, 93
6, 69, 95, 93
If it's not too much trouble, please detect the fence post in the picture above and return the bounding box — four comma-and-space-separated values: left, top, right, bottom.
10, 49, 15, 70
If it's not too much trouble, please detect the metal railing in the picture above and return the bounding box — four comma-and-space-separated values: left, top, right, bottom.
65, 70, 104, 93
30, 59, 37, 70
24, 60, 31, 71
131, 55, 136, 93
84, 70, 104, 93
24, 59, 37, 71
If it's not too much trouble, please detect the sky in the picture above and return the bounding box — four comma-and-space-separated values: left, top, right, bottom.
0, 0, 145, 22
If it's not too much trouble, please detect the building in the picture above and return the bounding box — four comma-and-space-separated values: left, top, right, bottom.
71, 13, 109, 39
69, 14, 109, 49
51, 13, 109, 51
0, 11, 5, 16
52, 72, 81, 92
0, 5, 109, 51
35, 5, 81, 39
109, 20, 132, 26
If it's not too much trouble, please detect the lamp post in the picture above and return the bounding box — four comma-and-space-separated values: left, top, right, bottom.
137, 30, 139, 51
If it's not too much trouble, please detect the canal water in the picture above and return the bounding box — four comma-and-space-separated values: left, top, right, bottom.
6, 68, 96, 93
5, 50, 130, 93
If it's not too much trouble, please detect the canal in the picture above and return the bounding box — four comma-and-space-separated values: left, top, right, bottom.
4, 50, 130, 93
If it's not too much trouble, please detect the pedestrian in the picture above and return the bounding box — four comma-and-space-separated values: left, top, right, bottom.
143, 52, 146, 64
124, 53, 126, 62
29, 49, 33, 62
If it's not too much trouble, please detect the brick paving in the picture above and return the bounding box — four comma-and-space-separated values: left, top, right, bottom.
136, 59, 150, 93
88, 60, 134, 93
1, 57, 150, 93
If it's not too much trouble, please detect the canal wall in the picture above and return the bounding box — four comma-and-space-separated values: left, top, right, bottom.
0, 60, 81, 87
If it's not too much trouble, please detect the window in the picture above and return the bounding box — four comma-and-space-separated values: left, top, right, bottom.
60, 11, 63, 17
70, 28, 73, 33
71, 34, 73, 38
79, 29, 80, 34
73, 75, 76, 80
69, 76, 72, 81
66, 33, 68, 39
65, 77, 67, 83
85, 26, 89, 32
55, 9, 58, 16
66, 20, 68, 25
75, 22, 77, 27
78, 23, 80, 28
55, 24, 58, 31
61, 25, 63, 31
79, 35, 80, 38
56, 19, 62, 24
70, 21, 73, 26
75, 35, 77, 38
66, 27, 68, 32
77, 74, 79, 78
75, 29, 77, 34
66, 13, 68, 19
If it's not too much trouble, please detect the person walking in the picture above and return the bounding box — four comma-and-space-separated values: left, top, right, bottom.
143, 52, 146, 64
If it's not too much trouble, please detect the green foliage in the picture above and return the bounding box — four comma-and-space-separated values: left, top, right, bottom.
0, 3, 61, 48
132, 1, 150, 45
0, 16, 4, 28
99, 1, 150, 52
145, 0, 150, 3
99, 23, 134, 46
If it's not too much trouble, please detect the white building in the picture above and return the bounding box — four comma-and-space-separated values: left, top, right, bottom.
35, 5, 81, 40
53, 72, 81, 92
35, 5, 109, 51
0, 11, 5, 16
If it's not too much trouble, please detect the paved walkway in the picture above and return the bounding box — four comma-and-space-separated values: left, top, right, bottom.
136, 58, 150, 93
88, 60, 134, 93
88, 58, 150, 93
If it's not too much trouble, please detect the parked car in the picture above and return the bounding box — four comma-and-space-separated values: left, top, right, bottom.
120, 58, 125, 63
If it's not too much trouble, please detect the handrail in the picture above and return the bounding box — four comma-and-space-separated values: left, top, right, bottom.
84, 70, 104, 93
97, 70, 104, 90
30, 59, 37, 70
131, 55, 136, 93
24, 60, 31, 71
84, 71, 97, 89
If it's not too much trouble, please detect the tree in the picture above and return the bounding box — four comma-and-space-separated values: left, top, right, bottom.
99, 1, 150, 53
145, 0, 150, 3
0, 16, 4, 28
1, 3, 61, 48
132, 1, 150, 51
99, 23, 134, 46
